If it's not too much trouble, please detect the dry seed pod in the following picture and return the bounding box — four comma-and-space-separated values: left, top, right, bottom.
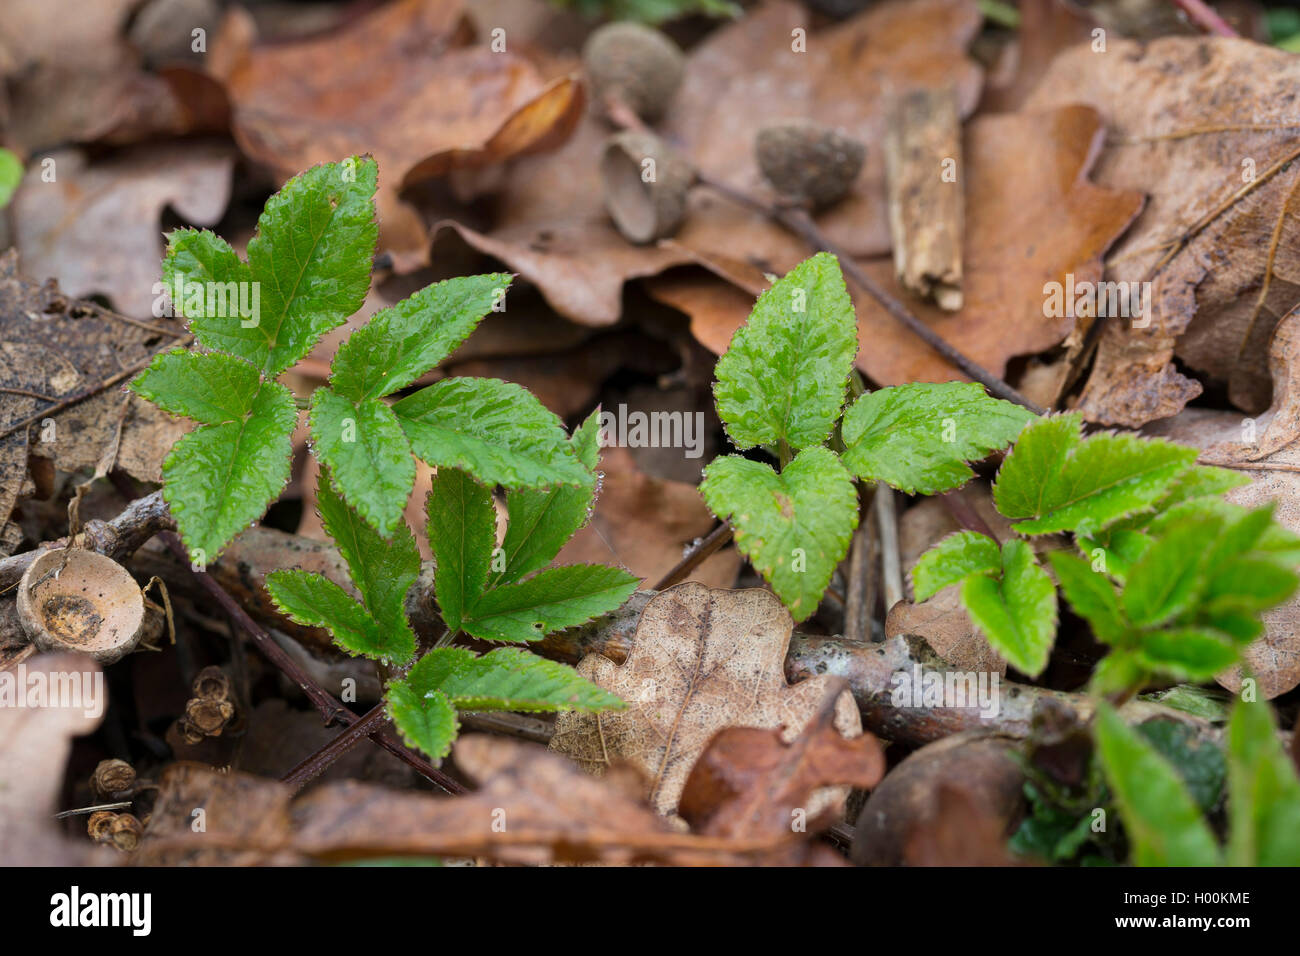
601, 131, 694, 244
86, 810, 118, 843
17, 549, 146, 665
755, 121, 865, 207
183, 696, 235, 737
108, 813, 143, 852
192, 664, 230, 701
91, 758, 136, 798
582, 22, 684, 122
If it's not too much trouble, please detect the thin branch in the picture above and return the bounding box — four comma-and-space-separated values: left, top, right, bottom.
652, 520, 734, 590
281, 702, 389, 793
1170, 0, 1239, 37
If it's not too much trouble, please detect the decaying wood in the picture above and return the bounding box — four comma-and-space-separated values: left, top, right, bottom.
885, 86, 964, 310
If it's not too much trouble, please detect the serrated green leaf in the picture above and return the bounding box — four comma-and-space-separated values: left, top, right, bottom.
1161, 464, 1251, 505
0, 148, 23, 209
960, 538, 1056, 677
160, 380, 296, 559
1135, 628, 1238, 681
1077, 528, 1150, 582
1094, 704, 1221, 867
405, 647, 624, 712
331, 273, 512, 401
1226, 697, 1300, 866
1204, 557, 1299, 619
265, 569, 386, 659
1122, 514, 1220, 628
912, 531, 1000, 602
840, 382, 1033, 494
494, 409, 601, 586
167, 158, 378, 376
129, 350, 260, 425
712, 252, 857, 451
394, 377, 590, 488
700, 446, 857, 622
309, 387, 414, 537
387, 684, 458, 762
316, 474, 418, 663
427, 468, 497, 633
994, 415, 1196, 535
1136, 720, 1226, 814
463, 564, 638, 643
244, 157, 378, 375
1048, 550, 1126, 644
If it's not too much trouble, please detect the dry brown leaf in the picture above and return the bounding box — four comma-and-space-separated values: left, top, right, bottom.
1027, 37, 1300, 425
136, 737, 802, 866
549, 582, 862, 816
850, 733, 1024, 866
0, 253, 187, 544
652, 106, 1143, 387
678, 681, 885, 839
13, 144, 234, 317
436, 0, 982, 326
0, 653, 112, 865
210, 0, 582, 265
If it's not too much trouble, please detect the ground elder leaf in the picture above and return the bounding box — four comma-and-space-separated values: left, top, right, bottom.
700, 446, 857, 622
405, 647, 624, 713
912, 530, 1000, 602
712, 252, 857, 452
426, 468, 497, 634
462, 564, 639, 643
310, 388, 414, 538
841, 382, 1033, 494
160, 380, 296, 560
960, 538, 1056, 677
1227, 697, 1300, 866
130, 349, 262, 425
387, 684, 458, 763
1047, 550, 1126, 644
265, 569, 385, 659
330, 273, 511, 402
394, 377, 590, 488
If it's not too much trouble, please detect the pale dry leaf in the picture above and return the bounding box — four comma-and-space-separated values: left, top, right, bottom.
549, 582, 862, 816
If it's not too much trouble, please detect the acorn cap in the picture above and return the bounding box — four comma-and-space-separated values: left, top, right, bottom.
582, 22, 685, 122
755, 121, 866, 207
600, 131, 695, 244
17, 548, 146, 665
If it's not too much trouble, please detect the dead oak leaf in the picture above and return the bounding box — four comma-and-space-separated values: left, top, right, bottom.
1027, 37, 1300, 425
13, 143, 234, 318
549, 582, 862, 816
211, 0, 581, 265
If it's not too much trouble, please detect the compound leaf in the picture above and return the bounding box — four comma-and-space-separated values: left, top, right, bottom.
403, 647, 624, 713
265, 569, 384, 660
387, 684, 458, 762
462, 564, 639, 643
913, 531, 1000, 602
427, 468, 497, 634
960, 538, 1057, 677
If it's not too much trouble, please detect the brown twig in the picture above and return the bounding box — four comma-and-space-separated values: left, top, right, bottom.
281, 702, 389, 793
0, 355, 165, 442
652, 520, 734, 590
1170, 0, 1239, 36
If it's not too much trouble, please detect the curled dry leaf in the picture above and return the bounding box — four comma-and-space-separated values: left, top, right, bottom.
135, 737, 806, 866
0, 653, 111, 865
679, 681, 886, 841
1027, 37, 1300, 426
850, 733, 1024, 866
13, 144, 234, 318
549, 582, 863, 817
210, 0, 583, 265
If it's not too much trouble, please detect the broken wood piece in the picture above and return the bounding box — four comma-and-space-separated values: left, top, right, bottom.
885, 86, 964, 310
